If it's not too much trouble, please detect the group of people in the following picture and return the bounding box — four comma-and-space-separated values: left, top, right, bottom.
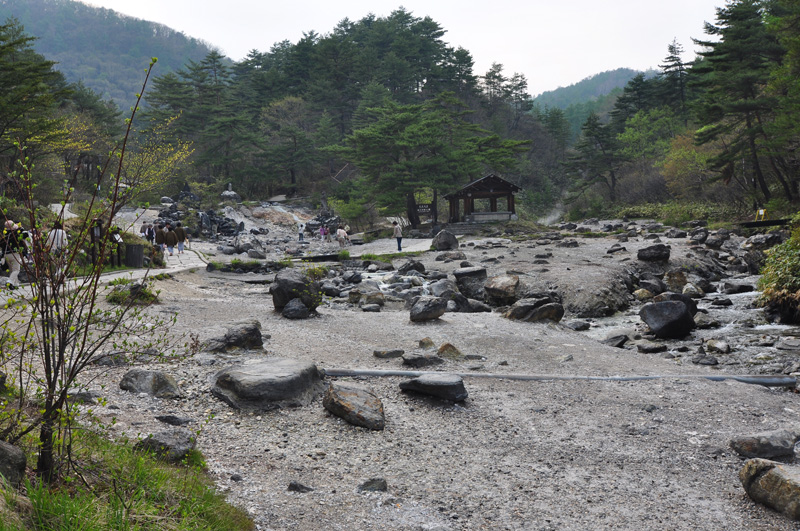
296, 220, 404, 251
140, 221, 188, 256
1, 219, 68, 290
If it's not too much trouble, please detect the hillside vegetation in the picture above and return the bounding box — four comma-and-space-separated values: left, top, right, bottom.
0, 0, 217, 107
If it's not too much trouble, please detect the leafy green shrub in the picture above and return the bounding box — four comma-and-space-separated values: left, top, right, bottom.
758, 226, 800, 321
338, 250, 350, 261
106, 281, 159, 305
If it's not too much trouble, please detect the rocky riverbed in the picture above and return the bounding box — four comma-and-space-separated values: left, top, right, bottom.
72, 214, 800, 530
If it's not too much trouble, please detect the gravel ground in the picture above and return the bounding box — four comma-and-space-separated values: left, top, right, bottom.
75, 225, 800, 530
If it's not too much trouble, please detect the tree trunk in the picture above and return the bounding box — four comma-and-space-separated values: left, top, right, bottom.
37, 413, 56, 482
406, 192, 420, 229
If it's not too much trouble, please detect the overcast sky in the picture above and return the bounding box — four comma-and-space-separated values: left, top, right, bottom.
82, 0, 723, 96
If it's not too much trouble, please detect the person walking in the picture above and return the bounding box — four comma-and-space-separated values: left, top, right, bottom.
145, 224, 155, 245
298, 221, 305, 242
3, 220, 28, 289
336, 225, 348, 248
164, 225, 179, 256
154, 224, 166, 251
392, 221, 403, 251
174, 222, 188, 254
45, 220, 68, 277
319, 225, 325, 241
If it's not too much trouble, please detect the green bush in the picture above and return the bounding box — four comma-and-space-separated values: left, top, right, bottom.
338, 249, 350, 261
758, 226, 800, 321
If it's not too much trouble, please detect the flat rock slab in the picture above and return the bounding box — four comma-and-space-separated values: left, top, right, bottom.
134, 429, 196, 464
399, 373, 468, 401
212, 358, 324, 411
120, 369, 183, 398
740, 458, 800, 520
402, 353, 445, 368
777, 338, 800, 351
374, 349, 405, 359
323, 382, 385, 430
731, 428, 800, 458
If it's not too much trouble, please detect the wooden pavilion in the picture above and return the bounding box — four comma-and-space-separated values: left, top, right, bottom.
443, 174, 521, 223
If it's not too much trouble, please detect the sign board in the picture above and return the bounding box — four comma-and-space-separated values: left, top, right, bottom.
416, 203, 432, 214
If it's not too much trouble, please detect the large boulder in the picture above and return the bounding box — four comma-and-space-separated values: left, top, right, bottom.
135, 429, 196, 463
432, 230, 459, 251
211, 358, 324, 411
453, 266, 487, 301
204, 319, 265, 352
428, 279, 460, 299
637, 244, 671, 262
120, 369, 183, 398
639, 301, 695, 339
409, 296, 447, 322
740, 459, 800, 520
323, 382, 385, 430
0, 441, 26, 487
399, 374, 468, 402
281, 298, 310, 320
269, 268, 322, 311
484, 274, 520, 305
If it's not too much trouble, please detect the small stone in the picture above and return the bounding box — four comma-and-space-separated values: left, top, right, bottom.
418, 337, 435, 349
288, 481, 314, 493
374, 349, 405, 359
358, 477, 388, 492
437, 343, 464, 360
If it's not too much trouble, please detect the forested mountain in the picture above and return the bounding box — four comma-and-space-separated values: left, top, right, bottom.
533, 68, 645, 109
1, 0, 799, 229
0, 0, 217, 107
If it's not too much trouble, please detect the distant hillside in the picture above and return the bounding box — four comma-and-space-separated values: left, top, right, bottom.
533, 68, 646, 110
0, 0, 219, 107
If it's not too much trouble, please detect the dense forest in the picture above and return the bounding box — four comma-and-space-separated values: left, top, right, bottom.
1, 0, 799, 228
0, 0, 217, 107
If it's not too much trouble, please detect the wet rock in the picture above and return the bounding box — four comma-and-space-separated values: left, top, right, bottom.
374, 349, 404, 359
409, 296, 447, 322
397, 260, 425, 274
637, 341, 667, 353
204, 320, 265, 352
135, 429, 196, 463
665, 228, 687, 238
211, 358, 324, 411
740, 458, 800, 520
432, 230, 459, 251
120, 369, 182, 398
637, 244, 671, 262
323, 382, 385, 430
652, 292, 698, 316
640, 301, 695, 339
723, 282, 756, 295
690, 227, 709, 244
711, 298, 733, 307
429, 279, 460, 299
694, 313, 721, 329
0, 441, 26, 487
731, 428, 800, 458
402, 353, 445, 368
682, 283, 704, 298
282, 298, 310, 319
399, 373, 468, 401
564, 320, 591, 331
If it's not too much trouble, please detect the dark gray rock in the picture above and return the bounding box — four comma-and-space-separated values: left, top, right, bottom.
723, 282, 756, 295
288, 481, 314, 493
636, 341, 667, 353
432, 230, 459, 250
399, 373, 468, 401
564, 320, 591, 331
468, 299, 492, 313
704, 235, 725, 249
436, 250, 467, 262
397, 260, 426, 274
602, 335, 629, 348
342, 270, 363, 284
453, 266, 487, 300
731, 428, 800, 458
204, 319, 265, 352
409, 296, 447, 322
505, 298, 564, 323
0, 440, 26, 487
282, 298, 310, 319
742, 232, 784, 251
358, 478, 388, 492
652, 292, 698, 316
692, 353, 719, 365
637, 244, 671, 262
361, 304, 381, 312
402, 353, 445, 368
556, 239, 579, 248
134, 429, 196, 463
429, 279, 460, 299
269, 268, 322, 311
740, 459, 800, 520
212, 358, 324, 411
323, 382, 385, 430
120, 369, 182, 398
639, 301, 695, 339
665, 228, 687, 238
155, 415, 193, 426
247, 249, 266, 259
